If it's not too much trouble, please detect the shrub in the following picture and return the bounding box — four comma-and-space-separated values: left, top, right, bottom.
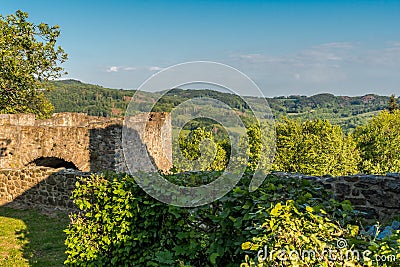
353, 110, 400, 174
174, 127, 228, 172
273, 118, 360, 176
64, 172, 355, 266
240, 201, 400, 267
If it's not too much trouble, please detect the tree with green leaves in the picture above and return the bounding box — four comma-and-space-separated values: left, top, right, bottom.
353, 109, 400, 174
174, 127, 228, 171
0, 10, 67, 118
238, 120, 275, 173
272, 117, 360, 176
388, 94, 398, 113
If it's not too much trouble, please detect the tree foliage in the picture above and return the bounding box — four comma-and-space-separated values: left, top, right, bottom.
47, 79, 136, 117
241, 200, 400, 267
238, 120, 275, 173
65, 172, 359, 266
0, 10, 67, 118
353, 110, 400, 174
174, 127, 228, 171
272, 118, 360, 176
65, 172, 400, 266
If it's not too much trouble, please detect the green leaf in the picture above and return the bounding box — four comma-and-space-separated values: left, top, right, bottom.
210, 252, 219, 264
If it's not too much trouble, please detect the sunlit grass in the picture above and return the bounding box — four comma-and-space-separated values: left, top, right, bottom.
0, 207, 69, 267
0, 213, 28, 266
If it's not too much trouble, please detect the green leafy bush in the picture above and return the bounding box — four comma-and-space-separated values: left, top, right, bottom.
65, 172, 355, 266
240, 201, 400, 267
240, 121, 276, 173
273, 117, 360, 176
175, 127, 228, 172
353, 109, 400, 174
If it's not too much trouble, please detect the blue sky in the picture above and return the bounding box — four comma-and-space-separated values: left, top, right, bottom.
1, 0, 400, 96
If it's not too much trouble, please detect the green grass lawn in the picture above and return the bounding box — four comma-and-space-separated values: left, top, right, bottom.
0, 207, 69, 267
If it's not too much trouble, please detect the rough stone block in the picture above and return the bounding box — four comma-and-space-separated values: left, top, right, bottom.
335, 183, 351, 195
385, 181, 400, 193
344, 176, 359, 182
345, 197, 367, 206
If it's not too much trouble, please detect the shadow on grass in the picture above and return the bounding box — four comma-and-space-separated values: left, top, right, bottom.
0, 206, 69, 267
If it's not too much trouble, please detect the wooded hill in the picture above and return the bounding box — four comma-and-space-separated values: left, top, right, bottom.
47, 79, 398, 132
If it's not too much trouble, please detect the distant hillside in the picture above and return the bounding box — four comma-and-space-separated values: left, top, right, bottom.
47, 80, 154, 117
47, 79, 397, 132
265, 93, 391, 131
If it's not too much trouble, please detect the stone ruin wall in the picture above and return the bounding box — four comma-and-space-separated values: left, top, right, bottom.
273, 172, 400, 220
0, 166, 398, 220
0, 167, 80, 209
0, 112, 172, 173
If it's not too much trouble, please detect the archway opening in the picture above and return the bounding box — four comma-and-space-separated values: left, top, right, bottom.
29, 157, 79, 170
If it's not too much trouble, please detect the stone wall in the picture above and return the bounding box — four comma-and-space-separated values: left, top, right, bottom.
0, 167, 399, 219
273, 172, 400, 219
0, 112, 172, 173
0, 167, 85, 211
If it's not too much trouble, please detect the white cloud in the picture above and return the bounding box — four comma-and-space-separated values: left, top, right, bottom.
106, 65, 166, 72
123, 67, 137, 71
349, 43, 400, 67
148, 66, 164, 71
239, 54, 263, 60
106, 66, 138, 72
298, 49, 343, 62
107, 66, 120, 72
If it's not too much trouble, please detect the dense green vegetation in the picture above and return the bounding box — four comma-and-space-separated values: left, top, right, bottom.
273, 118, 360, 176
267, 93, 391, 131
64, 172, 399, 266
46, 80, 136, 117
0, 10, 67, 118
175, 127, 228, 172
241, 200, 400, 267
174, 111, 400, 177
353, 110, 400, 174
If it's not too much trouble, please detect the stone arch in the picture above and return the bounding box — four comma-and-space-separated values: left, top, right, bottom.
18, 129, 91, 172
21, 150, 88, 172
